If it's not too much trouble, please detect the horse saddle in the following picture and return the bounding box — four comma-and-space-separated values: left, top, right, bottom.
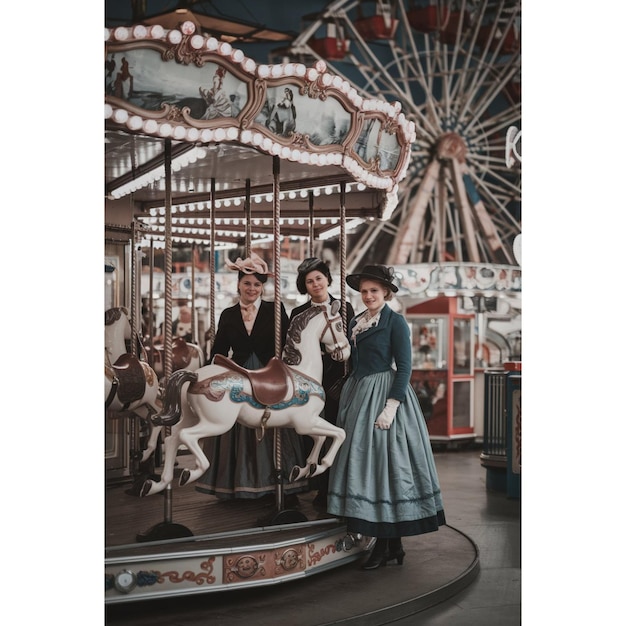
145, 338, 195, 371
112, 353, 147, 404
213, 354, 292, 406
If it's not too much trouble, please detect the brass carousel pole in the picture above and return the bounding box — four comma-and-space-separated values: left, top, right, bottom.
339, 182, 347, 347
263, 156, 306, 526
207, 178, 217, 357
128, 222, 140, 476
138, 138, 192, 541
162, 138, 174, 528
146, 240, 155, 368
272, 156, 284, 514
308, 191, 315, 257
191, 243, 197, 344
130, 221, 139, 358
245, 178, 251, 256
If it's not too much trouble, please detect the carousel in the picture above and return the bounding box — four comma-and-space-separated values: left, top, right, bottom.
104, 16, 416, 603
105, 1, 521, 608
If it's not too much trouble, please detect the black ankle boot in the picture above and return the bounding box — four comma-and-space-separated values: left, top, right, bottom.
362, 538, 389, 570
387, 538, 405, 565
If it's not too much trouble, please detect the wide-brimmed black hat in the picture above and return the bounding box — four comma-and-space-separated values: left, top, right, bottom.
346, 264, 399, 292
296, 257, 332, 294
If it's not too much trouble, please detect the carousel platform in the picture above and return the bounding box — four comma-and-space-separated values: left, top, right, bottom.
106, 449, 520, 625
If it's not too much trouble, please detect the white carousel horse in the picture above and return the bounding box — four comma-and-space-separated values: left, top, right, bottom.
140, 301, 350, 497
105, 307, 162, 462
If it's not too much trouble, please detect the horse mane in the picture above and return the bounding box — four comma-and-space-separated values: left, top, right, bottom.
283, 306, 322, 366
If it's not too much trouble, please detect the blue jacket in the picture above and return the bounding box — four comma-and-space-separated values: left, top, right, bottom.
348, 304, 412, 403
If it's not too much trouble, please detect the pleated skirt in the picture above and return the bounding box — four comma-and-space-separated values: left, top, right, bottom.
327, 370, 446, 538
195, 424, 308, 499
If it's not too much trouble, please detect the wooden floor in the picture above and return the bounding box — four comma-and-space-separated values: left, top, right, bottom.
105, 450, 516, 626
105, 452, 331, 548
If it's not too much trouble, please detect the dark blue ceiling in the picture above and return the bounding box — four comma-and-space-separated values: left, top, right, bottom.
105, 0, 329, 34
105, 0, 334, 62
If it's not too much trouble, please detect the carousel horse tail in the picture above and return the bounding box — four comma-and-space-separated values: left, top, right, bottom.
151, 369, 198, 427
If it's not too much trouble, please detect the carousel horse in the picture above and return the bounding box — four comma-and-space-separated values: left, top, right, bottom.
105, 307, 162, 462
139, 337, 205, 461
143, 337, 205, 380
141, 301, 350, 497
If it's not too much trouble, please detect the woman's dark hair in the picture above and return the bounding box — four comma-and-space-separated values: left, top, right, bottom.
296, 258, 332, 294
238, 270, 267, 284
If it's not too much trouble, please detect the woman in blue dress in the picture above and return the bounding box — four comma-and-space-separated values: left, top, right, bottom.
327, 264, 446, 570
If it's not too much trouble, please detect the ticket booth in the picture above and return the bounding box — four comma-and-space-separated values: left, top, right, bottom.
406, 297, 475, 444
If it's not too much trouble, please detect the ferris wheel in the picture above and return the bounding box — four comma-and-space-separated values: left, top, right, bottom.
283, 0, 521, 268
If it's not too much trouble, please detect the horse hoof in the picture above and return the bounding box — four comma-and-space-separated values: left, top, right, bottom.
140, 480, 153, 497
289, 466, 302, 482
179, 468, 191, 486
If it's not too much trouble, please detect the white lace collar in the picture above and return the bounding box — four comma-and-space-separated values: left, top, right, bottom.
351, 306, 383, 341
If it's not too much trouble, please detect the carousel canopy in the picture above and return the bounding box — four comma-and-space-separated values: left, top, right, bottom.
105, 18, 415, 246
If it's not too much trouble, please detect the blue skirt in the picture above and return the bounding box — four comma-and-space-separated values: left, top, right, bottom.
327, 370, 445, 538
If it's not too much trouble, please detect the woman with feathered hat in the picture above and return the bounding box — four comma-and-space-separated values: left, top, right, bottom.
195, 252, 307, 503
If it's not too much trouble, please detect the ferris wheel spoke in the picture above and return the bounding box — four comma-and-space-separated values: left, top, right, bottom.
469, 102, 521, 141
460, 55, 521, 131
481, 192, 521, 228
387, 44, 415, 97
469, 176, 520, 231
394, 6, 439, 113
457, 60, 511, 128
346, 220, 384, 269
391, 158, 441, 265
459, 163, 506, 239
458, 64, 508, 126
384, 46, 442, 133
451, 0, 512, 107
346, 37, 442, 136
450, 159, 481, 261
385, 50, 432, 116
447, 0, 490, 103
469, 160, 520, 200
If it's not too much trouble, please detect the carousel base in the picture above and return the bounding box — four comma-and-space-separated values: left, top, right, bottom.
105, 521, 479, 625
105, 518, 371, 604
105, 454, 480, 621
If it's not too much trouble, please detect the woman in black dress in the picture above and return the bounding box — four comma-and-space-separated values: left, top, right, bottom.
289, 257, 355, 507
196, 253, 307, 501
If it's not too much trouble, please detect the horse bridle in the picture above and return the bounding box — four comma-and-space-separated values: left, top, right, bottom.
320, 309, 349, 361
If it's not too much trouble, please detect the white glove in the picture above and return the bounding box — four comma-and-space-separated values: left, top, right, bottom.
374, 399, 400, 430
